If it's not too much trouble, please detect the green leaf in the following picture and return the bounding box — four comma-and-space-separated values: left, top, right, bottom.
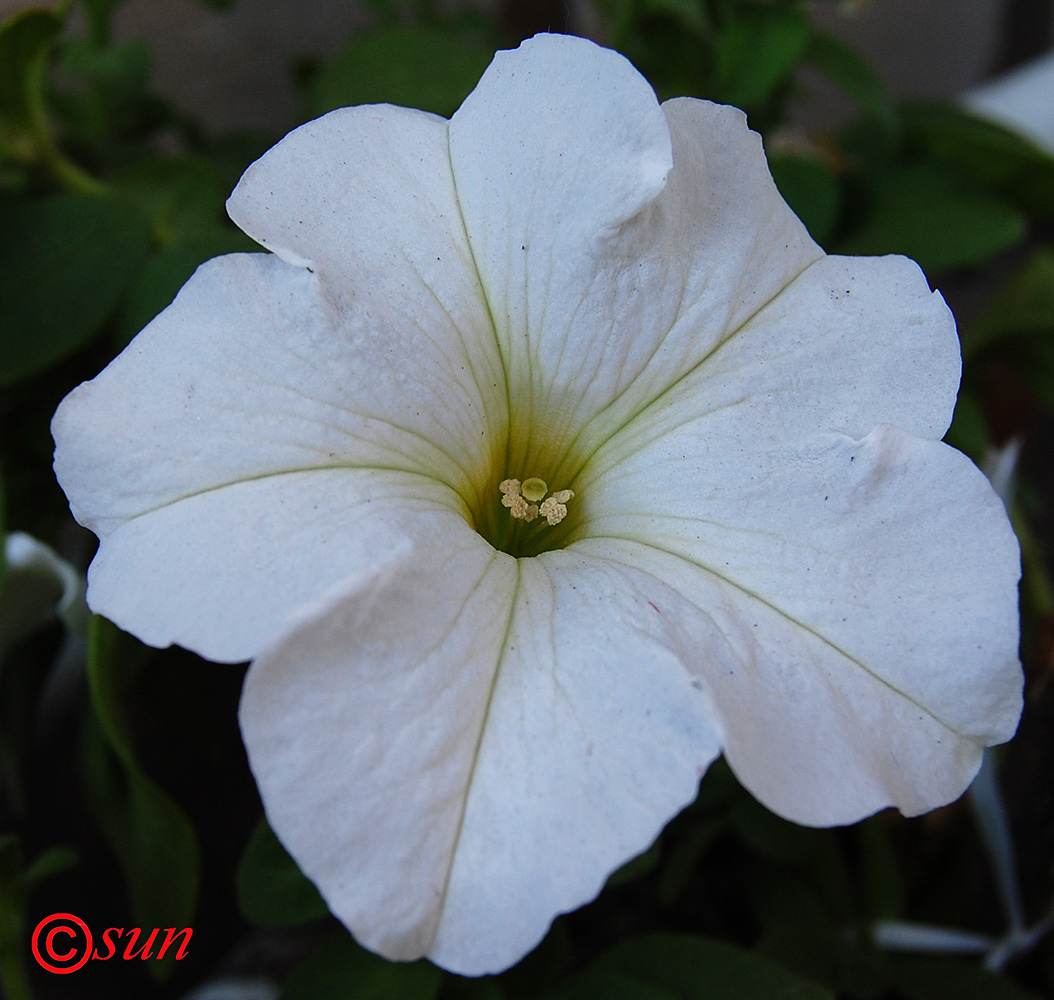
606, 840, 662, 888
439, 977, 506, 1000
0, 8, 62, 140
0, 837, 78, 1000
943, 390, 989, 462
116, 228, 258, 345
730, 794, 818, 867
964, 247, 1054, 359
82, 616, 200, 981
51, 35, 163, 171
59, 36, 151, 105
360, 0, 404, 29
307, 25, 493, 120
640, 0, 710, 36
548, 934, 834, 1000
903, 102, 1054, 218
0, 193, 152, 384
836, 164, 1026, 274
891, 956, 1043, 1000
554, 973, 677, 1000
0, 837, 30, 1000
757, 917, 892, 1000
804, 31, 895, 129
655, 818, 723, 907
959, 249, 1054, 408
19, 846, 78, 889
78, 0, 125, 45
714, 8, 810, 113
236, 818, 329, 929
768, 154, 841, 245
0, 834, 18, 889
495, 917, 573, 996
112, 157, 228, 241
280, 936, 443, 1000
858, 818, 905, 922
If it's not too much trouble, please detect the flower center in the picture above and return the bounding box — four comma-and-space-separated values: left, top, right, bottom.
499, 478, 574, 525
461, 412, 592, 558
470, 469, 581, 559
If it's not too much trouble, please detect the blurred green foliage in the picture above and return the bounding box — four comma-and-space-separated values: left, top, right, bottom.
236, 817, 328, 929
1, 0, 1052, 998
82, 617, 200, 982
307, 25, 494, 119
0, 194, 151, 381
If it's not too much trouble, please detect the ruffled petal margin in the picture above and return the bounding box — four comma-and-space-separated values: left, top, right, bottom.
52, 252, 494, 662
448, 36, 822, 476
240, 523, 721, 975
582, 422, 1022, 824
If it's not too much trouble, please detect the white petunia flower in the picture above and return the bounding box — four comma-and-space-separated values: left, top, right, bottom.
52, 33, 1022, 977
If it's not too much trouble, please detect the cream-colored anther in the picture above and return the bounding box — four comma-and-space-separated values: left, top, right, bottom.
499, 479, 539, 522
510, 495, 539, 521
539, 489, 574, 525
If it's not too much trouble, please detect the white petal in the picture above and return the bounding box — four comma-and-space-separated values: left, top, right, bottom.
569, 98, 827, 440
53, 252, 492, 661
240, 529, 720, 975
54, 254, 494, 532
86, 470, 458, 662
226, 104, 501, 419
583, 424, 1021, 824
578, 253, 962, 493
448, 36, 820, 471
666, 251, 961, 443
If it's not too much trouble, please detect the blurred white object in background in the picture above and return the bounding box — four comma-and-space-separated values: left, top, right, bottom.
180, 977, 279, 1000
963, 49, 1054, 153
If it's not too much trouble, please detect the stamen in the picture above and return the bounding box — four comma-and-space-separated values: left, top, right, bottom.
499, 479, 539, 522
539, 489, 574, 525
498, 478, 573, 527
510, 495, 540, 521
